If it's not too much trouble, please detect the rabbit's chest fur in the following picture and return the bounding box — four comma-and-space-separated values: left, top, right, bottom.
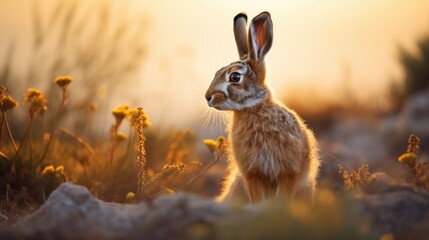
230, 102, 309, 180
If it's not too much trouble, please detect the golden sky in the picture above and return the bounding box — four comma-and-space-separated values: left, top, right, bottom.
1, 0, 429, 128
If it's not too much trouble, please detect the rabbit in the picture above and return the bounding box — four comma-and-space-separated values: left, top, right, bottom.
205, 12, 320, 203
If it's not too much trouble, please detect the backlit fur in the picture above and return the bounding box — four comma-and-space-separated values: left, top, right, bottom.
205, 12, 320, 203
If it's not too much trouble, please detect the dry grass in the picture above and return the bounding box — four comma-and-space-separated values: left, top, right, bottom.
0, 77, 226, 213
339, 134, 429, 193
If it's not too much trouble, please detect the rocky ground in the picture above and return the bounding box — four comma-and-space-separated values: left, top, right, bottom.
0, 181, 428, 239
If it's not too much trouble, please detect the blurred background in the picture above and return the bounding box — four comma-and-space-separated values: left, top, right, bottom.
1, 0, 429, 201
2, 0, 429, 127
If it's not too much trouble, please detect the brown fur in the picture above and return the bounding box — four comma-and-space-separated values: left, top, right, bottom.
206, 12, 320, 203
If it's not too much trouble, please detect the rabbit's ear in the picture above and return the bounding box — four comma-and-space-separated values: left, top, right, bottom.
248, 12, 273, 63
233, 13, 249, 60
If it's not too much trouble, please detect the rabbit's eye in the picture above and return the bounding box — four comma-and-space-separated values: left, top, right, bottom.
229, 72, 241, 82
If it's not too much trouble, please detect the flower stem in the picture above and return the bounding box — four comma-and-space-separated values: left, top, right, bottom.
16, 117, 34, 156
175, 152, 225, 192
1, 107, 18, 154
39, 87, 67, 163
109, 122, 118, 167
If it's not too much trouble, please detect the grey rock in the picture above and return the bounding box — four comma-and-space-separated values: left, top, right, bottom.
11, 182, 228, 239
363, 184, 429, 234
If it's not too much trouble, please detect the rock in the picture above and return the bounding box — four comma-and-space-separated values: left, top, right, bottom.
363, 184, 429, 235
7, 182, 228, 240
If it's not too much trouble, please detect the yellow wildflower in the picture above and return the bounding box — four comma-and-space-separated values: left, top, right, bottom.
24, 88, 43, 102
56, 166, 67, 181
23, 88, 47, 117
1, 95, 19, 111
55, 165, 65, 174
111, 104, 130, 124
42, 165, 55, 175
164, 187, 175, 195
203, 139, 218, 153
0, 87, 18, 111
398, 152, 417, 168
126, 192, 135, 200
54, 76, 73, 88
204, 136, 227, 154
128, 107, 151, 128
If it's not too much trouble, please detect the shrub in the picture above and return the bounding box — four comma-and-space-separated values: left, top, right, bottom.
390, 32, 429, 110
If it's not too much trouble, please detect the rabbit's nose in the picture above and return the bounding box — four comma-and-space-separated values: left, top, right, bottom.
205, 95, 212, 102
